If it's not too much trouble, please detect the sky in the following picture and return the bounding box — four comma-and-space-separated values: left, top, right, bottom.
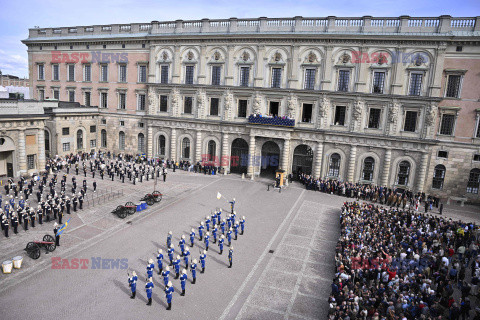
1, 0, 479, 78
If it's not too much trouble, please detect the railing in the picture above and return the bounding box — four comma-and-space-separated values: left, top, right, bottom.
28, 16, 479, 39
248, 115, 295, 127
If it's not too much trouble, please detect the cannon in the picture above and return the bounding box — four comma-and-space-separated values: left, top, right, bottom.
24, 234, 56, 260
140, 191, 163, 206
112, 202, 136, 219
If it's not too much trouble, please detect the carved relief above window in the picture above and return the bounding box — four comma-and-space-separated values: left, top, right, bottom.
187, 51, 194, 61
274, 51, 282, 62
213, 51, 221, 61
377, 53, 388, 65
241, 51, 250, 62
308, 51, 317, 63
340, 52, 350, 64
162, 51, 169, 61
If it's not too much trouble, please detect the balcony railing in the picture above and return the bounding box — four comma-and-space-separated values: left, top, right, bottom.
26, 15, 480, 40
248, 114, 295, 127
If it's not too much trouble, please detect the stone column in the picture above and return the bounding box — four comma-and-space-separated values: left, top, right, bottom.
416, 152, 429, 192
37, 128, 46, 171
247, 134, 256, 178
225, 45, 235, 86
195, 130, 202, 163
313, 141, 324, 178
254, 45, 266, 87
170, 128, 177, 161
321, 45, 334, 91
381, 148, 392, 187
198, 45, 207, 85
221, 132, 229, 173
147, 125, 153, 159
347, 145, 357, 182
172, 45, 181, 84
281, 139, 290, 174
18, 129, 27, 175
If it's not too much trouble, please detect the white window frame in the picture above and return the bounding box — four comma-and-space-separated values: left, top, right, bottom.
371, 70, 387, 94
38, 88, 45, 101
100, 64, 108, 82
52, 88, 59, 100
68, 90, 75, 102
84, 91, 91, 107
118, 91, 126, 109
444, 74, 464, 99
67, 64, 75, 82
83, 64, 91, 82
407, 71, 424, 96
38, 64, 45, 80
270, 67, 283, 88
303, 68, 317, 90
438, 110, 458, 136
160, 64, 169, 84
100, 91, 108, 109
336, 68, 351, 92
138, 65, 147, 83
184, 65, 196, 85
137, 93, 146, 111
52, 64, 59, 81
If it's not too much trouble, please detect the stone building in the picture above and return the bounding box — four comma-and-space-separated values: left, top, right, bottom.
21, 16, 480, 201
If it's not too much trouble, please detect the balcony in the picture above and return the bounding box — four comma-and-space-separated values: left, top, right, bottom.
248, 114, 295, 127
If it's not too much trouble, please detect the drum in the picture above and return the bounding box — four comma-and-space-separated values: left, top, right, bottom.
13, 256, 23, 269
2, 260, 13, 274
141, 202, 147, 210
136, 204, 142, 212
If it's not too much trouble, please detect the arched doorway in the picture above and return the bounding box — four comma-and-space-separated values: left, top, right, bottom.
76, 129, 83, 150
230, 138, 248, 174
261, 141, 280, 177
44, 130, 50, 158
292, 144, 313, 177
0, 136, 15, 177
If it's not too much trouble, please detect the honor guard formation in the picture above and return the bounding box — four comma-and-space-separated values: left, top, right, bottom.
127, 200, 245, 310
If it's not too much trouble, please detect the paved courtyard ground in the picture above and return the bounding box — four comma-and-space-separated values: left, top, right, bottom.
0, 170, 478, 320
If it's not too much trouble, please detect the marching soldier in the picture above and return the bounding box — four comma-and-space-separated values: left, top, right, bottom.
218, 235, 225, 254
212, 225, 218, 243
189, 228, 195, 247
45, 204, 51, 222
227, 228, 233, 246
231, 211, 236, 225
240, 216, 245, 235
226, 215, 232, 230
29, 208, 36, 228
205, 215, 211, 232
211, 212, 217, 227
2, 216, 9, 237
128, 271, 137, 299
162, 168, 167, 182
78, 193, 84, 210
37, 205, 43, 225
204, 232, 210, 251
228, 246, 234, 268
162, 266, 170, 287
165, 281, 174, 310
22, 210, 29, 231
66, 197, 71, 214
220, 219, 226, 235
233, 222, 239, 240
173, 255, 181, 279
156, 249, 164, 274
179, 235, 186, 256
229, 198, 236, 213
167, 245, 175, 266
146, 259, 154, 279
183, 247, 190, 269
180, 269, 187, 296
11, 213, 18, 234
72, 195, 78, 212
93, 181, 97, 193
190, 259, 197, 284
145, 277, 154, 306
198, 222, 205, 241
166, 231, 173, 248
58, 204, 64, 224
54, 223, 60, 246
200, 250, 207, 273
216, 209, 222, 225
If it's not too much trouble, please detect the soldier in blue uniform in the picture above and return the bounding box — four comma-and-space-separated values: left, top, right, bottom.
19, 196, 25, 210
204, 232, 210, 251
216, 209, 222, 225
200, 250, 207, 273
179, 235, 186, 256
218, 235, 225, 254
205, 215, 211, 232
189, 228, 195, 247
180, 269, 187, 296
145, 277, 154, 306
156, 249, 164, 274
165, 281, 174, 310
228, 247, 234, 268
183, 247, 190, 270
198, 222, 204, 241
231, 211, 236, 225
168, 245, 175, 266
162, 266, 170, 287
227, 228, 233, 246
212, 225, 218, 243
240, 216, 245, 235
211, 212, 217, 227
9, 195, 15, 209
166, 231, 173, 248
220, 219, 226, 235
233, 222, 239, 240
173, 255, 181, 279
226, 215, 232, 230
229, 198, 236, 213
146, 258, 154, 279
128, 271, 137, 299
190, 259, 197, 284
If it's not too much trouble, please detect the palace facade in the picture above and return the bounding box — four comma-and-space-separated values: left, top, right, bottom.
19, 16, 480, 200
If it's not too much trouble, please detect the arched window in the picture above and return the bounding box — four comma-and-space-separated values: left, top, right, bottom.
77, 129, 83, 150
158, 135, 166, 156
207, 140, 216, 160
138, 133, 145, 153
119, 131, 125, 150
328, 153, 341, 177
362, 157, 375, 181
397, 161, 411, 186
467, 168, 480, 194
432, 164, 446, 190
101, 129, 107, 148
182, 137, 190, 159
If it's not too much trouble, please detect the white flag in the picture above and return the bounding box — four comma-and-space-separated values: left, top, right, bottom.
216, 192, 222, 200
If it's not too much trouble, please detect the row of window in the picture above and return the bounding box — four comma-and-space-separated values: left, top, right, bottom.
38, 61, 463, 98
37, 63, 147, 83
